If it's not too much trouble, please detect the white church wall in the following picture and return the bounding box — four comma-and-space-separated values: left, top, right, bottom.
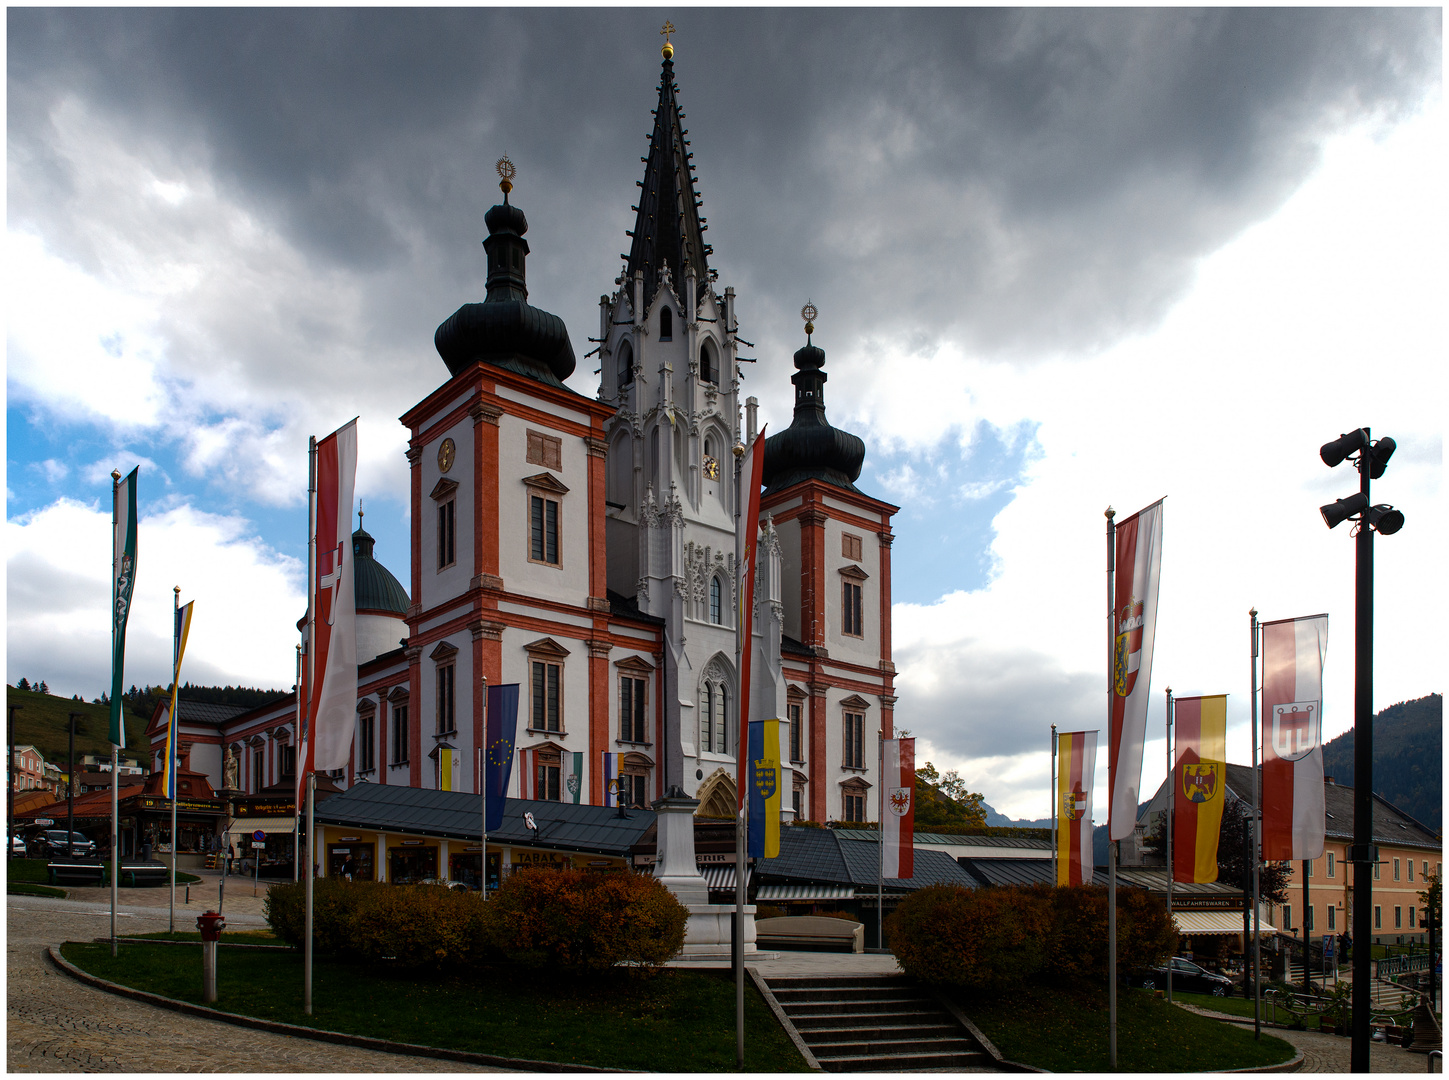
419, 417, 474, 612
496, 410, 591, 607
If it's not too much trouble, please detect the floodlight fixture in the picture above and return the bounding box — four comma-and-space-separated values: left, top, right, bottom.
1368, 436, 1397, 480
1320, 492, 1368, 529
1320, 428, 1370, 468
1367, 504, 1405, 536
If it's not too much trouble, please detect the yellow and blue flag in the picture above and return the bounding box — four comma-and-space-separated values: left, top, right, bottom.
162, 600, 194, 799
747, 718, 782, 859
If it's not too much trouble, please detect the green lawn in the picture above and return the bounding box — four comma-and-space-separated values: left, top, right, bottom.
6, 857, 199, 886
61, 942, 808, 1072
957, 983, 1297, 1072
124, 929, 283, 945
9, 882, 66, 898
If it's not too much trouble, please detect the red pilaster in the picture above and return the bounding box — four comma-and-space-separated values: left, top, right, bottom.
588, 640, 611, 805
878, 526, 895, 738
471, 392, 503, 583
587, 435, 609, 606
809, 677, 828, 822
406, 648, 423, 788
407, 445, 423, 607
799, 503, 828, 650
471, 619, 504, 793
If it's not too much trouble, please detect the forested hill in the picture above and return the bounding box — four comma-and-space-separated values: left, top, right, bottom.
1321, 693, 1442, 833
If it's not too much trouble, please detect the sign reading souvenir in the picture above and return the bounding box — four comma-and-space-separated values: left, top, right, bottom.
1107, 499, 1164, 840
882, 737, 915, 880
1056, 729, 1098, 886
1260, 614, 1328, 861
1172, 695, 1227, 884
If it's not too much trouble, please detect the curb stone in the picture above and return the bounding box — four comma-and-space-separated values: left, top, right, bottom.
48, 944, 627, 1073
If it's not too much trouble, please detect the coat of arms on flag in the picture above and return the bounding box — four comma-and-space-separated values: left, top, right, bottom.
1062, 785, 1087, 821
1113, 598, 1145, 697
889, 787, 912, 817
1269, 702, 1319, 762
1182, 762, 1220, 804
753, 763, 777, 800
565, 772, 581, 798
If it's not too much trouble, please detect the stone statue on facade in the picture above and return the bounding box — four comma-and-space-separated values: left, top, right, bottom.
222, 747, 239, 792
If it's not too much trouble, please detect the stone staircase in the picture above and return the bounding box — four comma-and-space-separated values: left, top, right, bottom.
765, 974, 998, 1072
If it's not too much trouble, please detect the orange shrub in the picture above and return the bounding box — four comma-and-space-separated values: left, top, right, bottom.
885, 884, 1051, 990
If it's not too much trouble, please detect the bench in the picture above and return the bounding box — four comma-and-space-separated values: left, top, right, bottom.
47, 862, 107, 886
121, 864, 171, 887
755, 915, 864, 953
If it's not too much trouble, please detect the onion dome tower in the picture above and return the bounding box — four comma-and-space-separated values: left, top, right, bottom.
434, 158, 576, 387
351, 509, 409, 664
762, 304, 866, 495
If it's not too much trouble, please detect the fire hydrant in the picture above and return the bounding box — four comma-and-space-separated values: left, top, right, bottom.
196, 910, 225, 1003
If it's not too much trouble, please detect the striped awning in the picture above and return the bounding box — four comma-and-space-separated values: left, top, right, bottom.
756, 883, 856, 902
227, 816, 296, 836
702, 865, 750, 891
1173, 910, 1279, 936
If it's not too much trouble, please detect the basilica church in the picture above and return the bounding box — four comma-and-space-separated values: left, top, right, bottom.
151, 42, 898, 830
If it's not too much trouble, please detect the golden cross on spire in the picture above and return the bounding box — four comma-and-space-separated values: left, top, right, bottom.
660, 20, 675, 59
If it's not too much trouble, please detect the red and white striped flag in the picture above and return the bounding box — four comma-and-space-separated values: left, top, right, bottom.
1056, 730, 1098, 886
882, 738, 915, 879
516, 747, 539, 799
1108, 499, 1164, 840
303, 420, 358, 779
1261, 615, 1328, 861
735, 427, 767, 810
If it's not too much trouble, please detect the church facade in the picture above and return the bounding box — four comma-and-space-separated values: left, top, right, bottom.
152, 43, 898, 829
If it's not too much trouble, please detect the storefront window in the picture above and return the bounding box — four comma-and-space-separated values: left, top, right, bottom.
388, 845, 438, 884
328, 844, 375, 881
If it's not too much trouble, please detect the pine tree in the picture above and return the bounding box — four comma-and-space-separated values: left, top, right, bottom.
38, 680, 49, 694
17, 678, 30, 691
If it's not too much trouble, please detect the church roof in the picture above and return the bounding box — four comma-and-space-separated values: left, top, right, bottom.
626, 44, 712, 311
352, 523, 409, 616
762, 331, 866, 496
434, 164, 577, 387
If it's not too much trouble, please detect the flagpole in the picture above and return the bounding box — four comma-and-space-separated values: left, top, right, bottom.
732, 442, 745, 1073
480, 675, 488, 900
110, 469, 121, 958
1105, 505, 1117, 1071
1250, 607, 1261, 1039
1165, 686, 1174, 1004
169, 586, 180, 933
304, 434, 317, 1017
877, 734, 884, 951
1050, 724, 1057, 886
294, 644, 301, 882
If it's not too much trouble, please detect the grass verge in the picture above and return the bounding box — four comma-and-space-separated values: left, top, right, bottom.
955, 983, 1296, 1072
10, 882, 67, 898
6, 857, 198, 885
123, 930, 283, 945
61, 941, 808, 1072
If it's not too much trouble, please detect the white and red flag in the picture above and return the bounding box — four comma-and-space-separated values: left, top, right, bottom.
1107, 499, 1164, 840
882, 737, 915, 879
303, 420, 359, 780
735, 427, 767, 810
1261, 614, 1328, 861
1056, 729, 1098, 886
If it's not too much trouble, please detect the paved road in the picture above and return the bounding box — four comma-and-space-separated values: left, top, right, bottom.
1182, 1004, 1435, 1073
6, 888, 509, 1073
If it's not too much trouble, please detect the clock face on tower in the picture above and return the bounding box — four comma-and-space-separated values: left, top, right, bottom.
703, 454, 719, 481
438, 437, 456, 474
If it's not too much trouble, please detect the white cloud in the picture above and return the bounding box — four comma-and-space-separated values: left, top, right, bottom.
6, 497, 304, 699
888, 106, 1444, 821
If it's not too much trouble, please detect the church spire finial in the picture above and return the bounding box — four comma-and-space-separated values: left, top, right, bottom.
496, 155, 515, 200
801, 301, 817, 342
660, 20, 675, 60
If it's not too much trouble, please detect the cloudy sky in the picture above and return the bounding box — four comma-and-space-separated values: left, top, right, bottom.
7, 8, 1442, 820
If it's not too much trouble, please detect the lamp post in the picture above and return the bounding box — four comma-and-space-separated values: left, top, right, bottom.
8, 703, 20, 859
67, 712, 82, 857
1318, 425, 1403, 1074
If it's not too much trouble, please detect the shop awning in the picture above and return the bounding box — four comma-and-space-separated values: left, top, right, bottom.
1173, 910, 1279, 936
227, 816, 297, 836
701, 865, 751, 891
756, 883, 857, 902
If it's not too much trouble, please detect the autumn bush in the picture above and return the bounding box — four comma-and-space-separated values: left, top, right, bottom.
885, 883, 1176, 991
480, 867, 688, 974
885, 884, 1052, 990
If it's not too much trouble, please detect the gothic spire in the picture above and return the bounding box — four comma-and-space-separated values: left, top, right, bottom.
626, 30, 712, 312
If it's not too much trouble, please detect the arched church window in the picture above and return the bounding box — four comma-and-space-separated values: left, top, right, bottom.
703, 435, 719, 483
617, 340, 633, 389
710, 576, 722, 624
700, 340, 717, 384
659, 306, 673, 341
698, 657, 732, 756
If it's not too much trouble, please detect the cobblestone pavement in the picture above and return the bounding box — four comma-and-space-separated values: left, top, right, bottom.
1181, 1004, 1435, 1073
7, 892, 510, 1073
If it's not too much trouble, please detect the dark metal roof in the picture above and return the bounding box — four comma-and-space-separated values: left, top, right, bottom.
607, 589, 665, 626
177, 701, 251, 725
757, 825, 854, 885
756, 826, 978, 893
838, 839, 978, 892
833, 828, 1052, 850
315, 782, 655, 857
779, 633, 817, 659
627, 51, 710, 312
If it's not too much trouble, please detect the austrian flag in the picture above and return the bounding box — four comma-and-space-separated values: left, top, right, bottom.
1261, 615, 1328, 862
882, 738, 915, 879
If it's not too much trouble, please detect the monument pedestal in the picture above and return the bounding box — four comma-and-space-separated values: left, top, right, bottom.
652, 789, 769, 960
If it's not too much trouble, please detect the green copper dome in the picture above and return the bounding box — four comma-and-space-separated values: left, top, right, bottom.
352, 525, 409, 616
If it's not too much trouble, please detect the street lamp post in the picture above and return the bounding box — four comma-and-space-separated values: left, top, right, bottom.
1318, 425, 1403, 1074
8, 703, 20, 859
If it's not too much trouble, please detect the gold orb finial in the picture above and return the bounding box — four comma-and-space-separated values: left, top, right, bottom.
496, 155, 516, 196
660, 20, 675, 58
801, 300, 818, 337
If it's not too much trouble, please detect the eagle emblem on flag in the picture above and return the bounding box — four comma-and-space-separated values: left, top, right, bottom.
1182, 762, 1220, 803
1113, 598, 1145, 697
889, 787, 912, 816
753, 763, 777, 801
1062, 784, 1088, 821
1270, 702, 1319, 762
565, 772, 580, 797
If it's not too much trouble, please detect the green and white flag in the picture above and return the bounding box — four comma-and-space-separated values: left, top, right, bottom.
109, 467, 139, 747
562, 751, 584, 805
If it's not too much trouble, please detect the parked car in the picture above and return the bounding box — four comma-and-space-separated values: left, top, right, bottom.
1134, 956, 1235, 996
34, 829, 97, 859
10, 833, 27, 857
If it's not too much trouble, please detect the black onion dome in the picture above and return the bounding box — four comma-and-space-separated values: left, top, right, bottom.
352, 525, 409, 616
435, 188, 576, 387
762, 338, 866, 495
